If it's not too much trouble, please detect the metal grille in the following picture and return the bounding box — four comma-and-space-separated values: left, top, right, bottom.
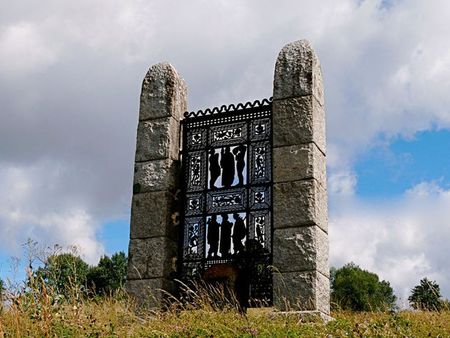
179, 98, 273, 304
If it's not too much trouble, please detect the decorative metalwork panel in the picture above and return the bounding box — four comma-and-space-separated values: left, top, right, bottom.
207, 188, 246, 213
209, 122, 247, 147
249, 210, 271, 250
180, 98, 273, 305
185, 193, 204, 216
186, 151, 207, 192
183, 217, 204, 260
186, 128, 207, 150
250, 142, 271, 184
250, 186, 271, 210
250, 118, 271, 141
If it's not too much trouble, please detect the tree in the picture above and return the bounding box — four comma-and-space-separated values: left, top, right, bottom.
34, 253, 89, 298
86, 252, 127, 295
408, 278, 442, 311
0, 278, 4, 301
331, 263, 397, 311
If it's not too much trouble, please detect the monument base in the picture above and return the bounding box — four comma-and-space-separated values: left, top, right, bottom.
274, 310, 334, 323
248, 308, 334, 323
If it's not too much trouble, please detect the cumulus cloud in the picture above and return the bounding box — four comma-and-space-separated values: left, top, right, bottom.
0, 23, 59, 78
0, 162, 104, 264
0, 0, 449, 294
330, 180, 450, 303
328, 170, 358, 196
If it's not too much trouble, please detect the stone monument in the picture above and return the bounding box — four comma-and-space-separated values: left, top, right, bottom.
272, 40, 329, 317
126, 39, 330, 318
126, 63, 187, 306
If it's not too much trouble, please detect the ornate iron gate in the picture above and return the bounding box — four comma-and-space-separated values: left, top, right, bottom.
179, 97, 273, 304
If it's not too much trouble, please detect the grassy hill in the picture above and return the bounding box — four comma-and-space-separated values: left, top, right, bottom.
1, 293, 450, 337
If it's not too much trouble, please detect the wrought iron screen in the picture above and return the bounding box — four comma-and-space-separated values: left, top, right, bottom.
179, 97, 273, 304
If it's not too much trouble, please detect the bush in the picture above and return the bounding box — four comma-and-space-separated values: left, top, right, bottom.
34, 253, 90, 298
86, 252, 127, 295
32, 251, 128, 299
408, 278, 442, 311
331, 263, 397, 311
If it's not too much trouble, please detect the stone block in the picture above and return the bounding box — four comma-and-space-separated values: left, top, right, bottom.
273, 270, 330, 314
273, 40, 324, 106
273, 143, 326, 187
133, 159, 180, 193
139, 62, 188, 121
273, 96, 325, 153
273, 179, 327, 232
130, 191, 179, 239
273, 226, 329, 276
273, 271, 315, 311
127, 237, 177, 280
316, 271, 331, 315
135, 117, 180, 161
125, 278, 175, 308
269, 311, 333, 323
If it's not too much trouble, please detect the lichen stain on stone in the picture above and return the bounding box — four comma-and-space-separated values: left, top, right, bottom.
171, 212, 179, 226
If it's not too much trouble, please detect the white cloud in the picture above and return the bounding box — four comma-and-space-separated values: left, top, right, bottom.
318, 0, 450, 169
330, 180, 450, 301
0, 162, 104, 264
0, 23, 59, 77
328, 170, 357, 196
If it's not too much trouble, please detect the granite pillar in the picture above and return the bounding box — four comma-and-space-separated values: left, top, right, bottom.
126, 63, 187, 308
272, 40, 330, 316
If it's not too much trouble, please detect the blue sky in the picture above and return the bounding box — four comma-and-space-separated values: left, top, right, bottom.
98, 220, 130, 256
1, 0, 450, 302
356, 130, 450, 197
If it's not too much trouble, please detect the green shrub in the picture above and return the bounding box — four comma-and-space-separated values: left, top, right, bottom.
409, 278, 442, 311
34, 253, 89, 299
331, 262, 397, 311
86, 252, 127, 295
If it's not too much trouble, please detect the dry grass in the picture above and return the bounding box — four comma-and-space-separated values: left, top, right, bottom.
1, 243, 449, 337
1, 282, 450, 337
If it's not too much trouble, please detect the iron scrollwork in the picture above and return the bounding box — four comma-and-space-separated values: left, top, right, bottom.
180, 97, 273, 304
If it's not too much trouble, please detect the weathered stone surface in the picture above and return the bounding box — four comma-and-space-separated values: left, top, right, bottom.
273, 143, 326, 187
273, 226, 329, 276
127, 237, 177, 280
273, 179, 327, 232
130, 191, 179, 239
273, 40, 324, 106
273, 96, 325, 153
269, 310, 333, 323
316, 271, 331, 315
273, 271, 316, 311
273, 271, 330, 314
271, 40, 329, 315
133, 159, 180, 193
128, 62, 185, 309
135, 117, 180, 161
139, 62, 188, 121
125, 278, 175, 308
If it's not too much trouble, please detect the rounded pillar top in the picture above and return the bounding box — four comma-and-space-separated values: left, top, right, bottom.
139, 62, 188, 121
273, 40, 324, 106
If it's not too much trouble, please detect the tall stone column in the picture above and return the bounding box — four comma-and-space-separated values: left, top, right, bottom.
126, 63, 187, 308
272, 40, 330, 316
